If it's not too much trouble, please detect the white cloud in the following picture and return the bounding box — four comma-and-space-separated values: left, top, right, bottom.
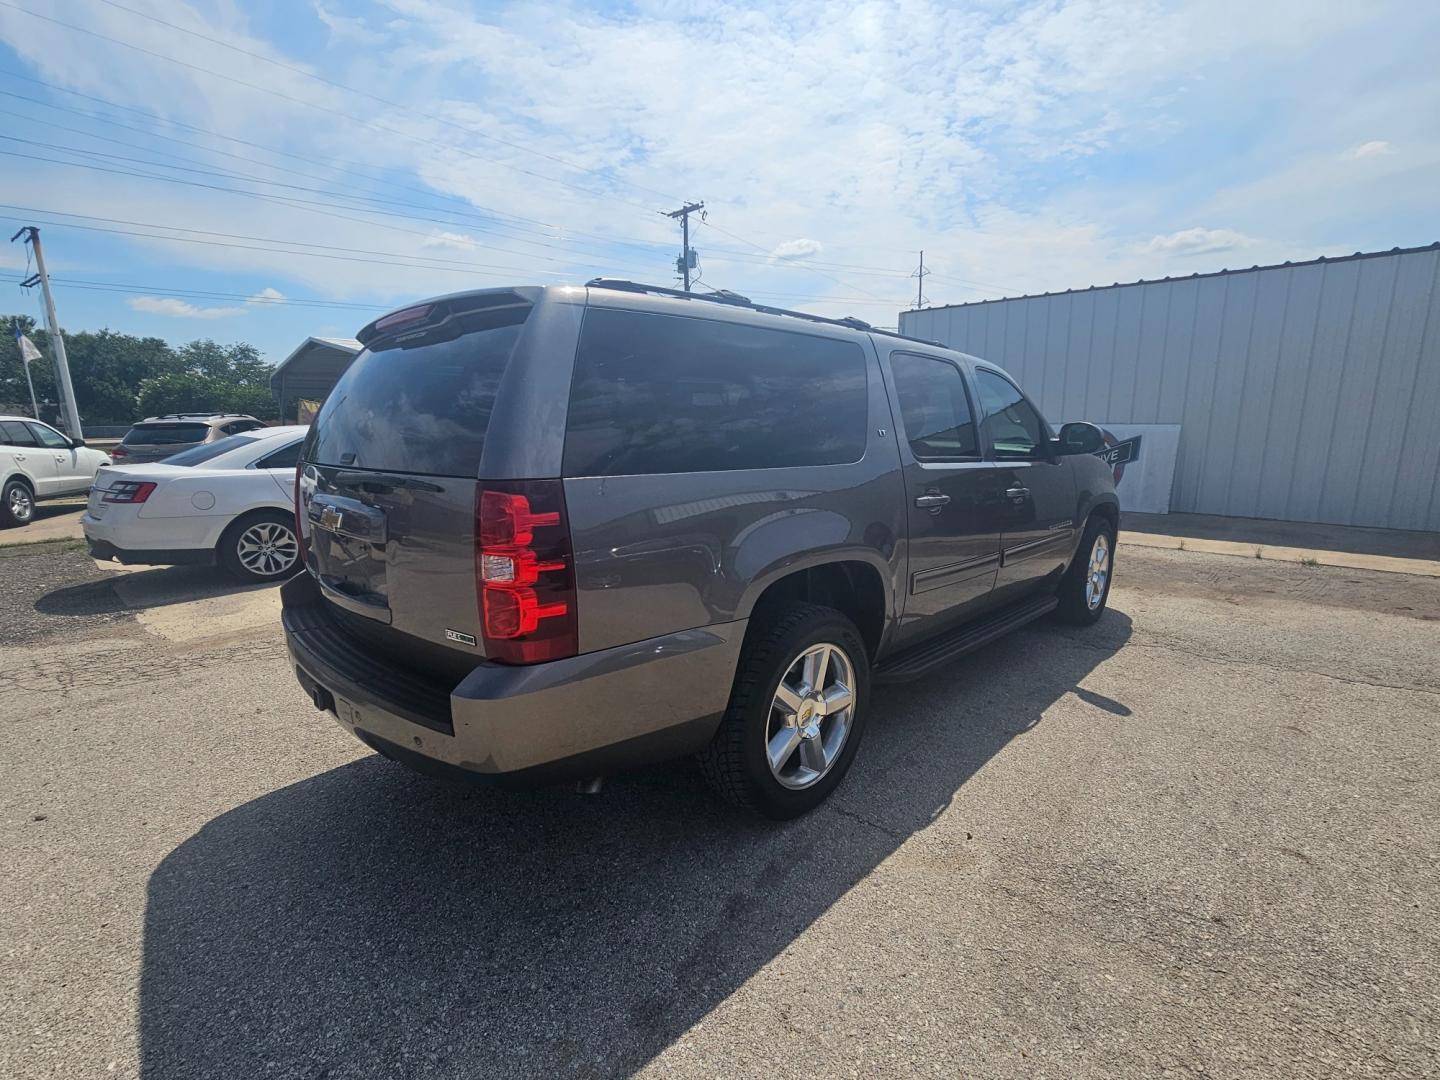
1142, 227, 1256, 257
1345, 140, 1393, 159
128, 296, 246, 319
0, 0, 1433, 336
247, 287, 286, 303
770, 239, 823, 262
312, 2, 385, 45
421, 231, 480, 251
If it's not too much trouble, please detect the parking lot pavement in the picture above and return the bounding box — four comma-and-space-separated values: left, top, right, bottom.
2, 546, 1437, 1079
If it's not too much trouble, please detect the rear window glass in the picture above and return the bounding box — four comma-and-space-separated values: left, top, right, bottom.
123, 423, 208, 445
161, 433, 260, 466
305, 306, 529, 477
563, 309, 868, 476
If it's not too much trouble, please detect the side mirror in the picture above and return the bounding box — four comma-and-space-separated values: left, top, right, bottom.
71, 437, 87, 449
1057, 421, 1104, 455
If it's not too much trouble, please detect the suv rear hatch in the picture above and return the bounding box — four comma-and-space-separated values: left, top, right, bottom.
298, 292, 572, 677
116, 422, 209, 462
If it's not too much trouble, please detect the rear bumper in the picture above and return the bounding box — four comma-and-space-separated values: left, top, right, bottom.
281, 572, 746, 784
85, 536, 214, 566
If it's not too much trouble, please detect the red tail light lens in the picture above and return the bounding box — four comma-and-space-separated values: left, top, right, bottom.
293, 463, 309, 570
101, 480, 156, 503
476, 481, 577, 664
110, 446, 128, 459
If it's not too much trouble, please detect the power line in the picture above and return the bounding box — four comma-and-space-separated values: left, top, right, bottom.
0, 70, 953, 288
0, 147, 671, 281
0, 0, 664, 219
0, 80, 924, 283
1, 274, 391, 312
88, 0, 683, 205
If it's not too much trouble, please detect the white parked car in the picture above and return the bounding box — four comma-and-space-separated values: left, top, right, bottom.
82, 425, 306, 583
1, 415, 113, 527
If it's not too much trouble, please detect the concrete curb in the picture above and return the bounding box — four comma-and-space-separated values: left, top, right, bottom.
1121, 531, 1440, 577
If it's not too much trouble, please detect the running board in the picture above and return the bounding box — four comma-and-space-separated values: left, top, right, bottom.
874, 594, 1059, 684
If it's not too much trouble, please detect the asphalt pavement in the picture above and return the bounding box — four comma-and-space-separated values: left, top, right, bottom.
1, 544, 1437, 1078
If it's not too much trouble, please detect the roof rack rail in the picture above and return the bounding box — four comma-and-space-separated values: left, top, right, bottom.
151, 412, 235, 420
584, 278, 944, 347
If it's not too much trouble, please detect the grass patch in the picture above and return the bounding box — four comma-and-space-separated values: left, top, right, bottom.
0, 537, 88, 559
1299, 556, 1321, 568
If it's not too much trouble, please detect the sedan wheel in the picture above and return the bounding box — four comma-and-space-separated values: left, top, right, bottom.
220, 511, 301, 582
236, 520, 299, 578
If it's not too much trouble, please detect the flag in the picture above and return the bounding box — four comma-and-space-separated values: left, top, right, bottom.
13, 325, 42, 366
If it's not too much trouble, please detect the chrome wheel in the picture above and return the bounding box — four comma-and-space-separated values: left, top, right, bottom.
766, 642, 856, 790
236, 520, 298, 577
1085, 532, 1110, 610
8, 484, 33, 523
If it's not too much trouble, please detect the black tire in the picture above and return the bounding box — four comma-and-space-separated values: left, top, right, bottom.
1055, 514, 1115, 625
698, 603, 870, 820
217, 509, 302, 583
1, 478, 35, 528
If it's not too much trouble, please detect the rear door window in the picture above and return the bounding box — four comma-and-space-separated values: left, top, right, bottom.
564, 308, 868, 476
257, 441, 301, 471
305, 305, 528, 478
1, 420, 39, 447
123, 423, 208, 445
890, 353, 979, 460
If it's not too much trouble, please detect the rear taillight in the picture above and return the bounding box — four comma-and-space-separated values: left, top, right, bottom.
101, 480, 156, 503
476, 481, 577, 664
293, 463, 309, 569
110, 446, 128, 460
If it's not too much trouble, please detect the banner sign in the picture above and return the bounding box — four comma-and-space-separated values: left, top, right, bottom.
1091, 424, 1180, 514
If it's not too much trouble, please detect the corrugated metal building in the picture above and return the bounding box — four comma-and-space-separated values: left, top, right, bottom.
269, 336, 360, 422
899, 243, 1440, 531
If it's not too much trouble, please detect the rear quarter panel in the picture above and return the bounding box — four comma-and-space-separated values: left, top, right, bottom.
564, 329, 907, 654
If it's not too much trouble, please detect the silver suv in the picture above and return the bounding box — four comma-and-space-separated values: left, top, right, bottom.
112, 413, 265, 464
283, 281, 1119, 818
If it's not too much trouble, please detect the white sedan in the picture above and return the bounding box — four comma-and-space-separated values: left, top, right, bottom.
82, 425, 306, 583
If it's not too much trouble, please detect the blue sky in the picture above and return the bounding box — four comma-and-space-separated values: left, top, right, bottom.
2, 0, 1437, 365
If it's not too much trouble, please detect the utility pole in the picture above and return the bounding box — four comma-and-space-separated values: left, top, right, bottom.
663, 201, 705, 292
12, 227, 83, 439
911, 250, 931, 310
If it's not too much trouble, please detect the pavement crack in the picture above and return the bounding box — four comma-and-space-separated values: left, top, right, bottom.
1067, 632, 1440, 699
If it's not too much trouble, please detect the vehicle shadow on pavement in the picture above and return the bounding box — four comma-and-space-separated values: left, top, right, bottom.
138, 609, 1132, 1079
34, 564, 282, 616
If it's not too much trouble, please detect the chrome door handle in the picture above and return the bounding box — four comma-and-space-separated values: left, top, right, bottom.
914, 493, 951, 508
1006, 487, 1031, 500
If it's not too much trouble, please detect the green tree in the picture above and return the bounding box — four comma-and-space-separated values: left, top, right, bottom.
137, 340, 278, 420
4, 319, 276, 424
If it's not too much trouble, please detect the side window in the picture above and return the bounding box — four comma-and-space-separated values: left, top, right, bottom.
233, 421, 264, 434
257, 441, 301, 471
0, 420, 39, 447
889, 353, 979, 460
563, 309, 868, 476
27, 423, 71, 449
975, 369, 1047, 459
